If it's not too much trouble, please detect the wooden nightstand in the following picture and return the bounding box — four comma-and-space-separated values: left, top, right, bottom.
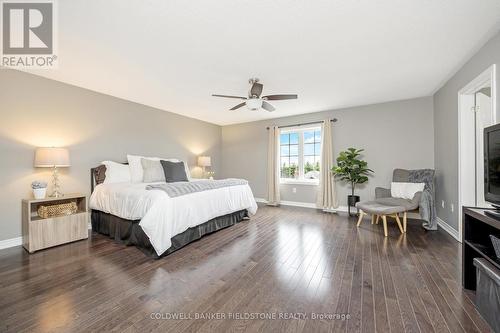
22, 193, 89, 253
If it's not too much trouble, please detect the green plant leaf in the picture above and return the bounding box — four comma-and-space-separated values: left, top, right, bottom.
331, 147, 374, 194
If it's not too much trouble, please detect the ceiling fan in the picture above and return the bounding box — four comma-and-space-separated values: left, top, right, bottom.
212, 78, 298, 112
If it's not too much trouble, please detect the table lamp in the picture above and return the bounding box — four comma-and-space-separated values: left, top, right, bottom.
198, 156, 211, 178
34, 147, 71, 197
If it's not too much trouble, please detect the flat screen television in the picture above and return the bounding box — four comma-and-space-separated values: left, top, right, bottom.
484, 123, 500, 207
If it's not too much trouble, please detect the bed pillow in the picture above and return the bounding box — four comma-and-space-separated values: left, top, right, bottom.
161, 160, 189, 182
127, 154, 150, 183
101, 161, 131, 184
391, 182, 425, 200
127, 154, 192, 183
141, 158, 166, 183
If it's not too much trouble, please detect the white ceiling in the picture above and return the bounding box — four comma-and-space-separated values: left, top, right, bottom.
24, 0, 500, 125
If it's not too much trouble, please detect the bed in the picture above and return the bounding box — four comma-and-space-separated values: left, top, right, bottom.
89, 165, 258, 258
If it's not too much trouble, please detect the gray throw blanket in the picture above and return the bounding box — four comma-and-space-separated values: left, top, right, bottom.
146, 178, 248, 198
408, 169, 437, 231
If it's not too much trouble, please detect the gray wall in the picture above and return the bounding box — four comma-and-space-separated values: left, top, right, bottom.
0, 69, 222, 241
434, 31, 500, 231
221, 97, 435, 206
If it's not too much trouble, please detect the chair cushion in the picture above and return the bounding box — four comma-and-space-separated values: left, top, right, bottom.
355, 201, 406, 215
375, 197, 419, 211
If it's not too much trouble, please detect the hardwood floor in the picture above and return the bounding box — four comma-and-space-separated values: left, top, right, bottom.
0, 205, 492, 333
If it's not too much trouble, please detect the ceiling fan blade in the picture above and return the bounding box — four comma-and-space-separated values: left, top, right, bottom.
212, 94, 247, 100
230, 102, 246, 111
250, 82, 263, 97
262, 101, 275, 112
262, 94, 298, 100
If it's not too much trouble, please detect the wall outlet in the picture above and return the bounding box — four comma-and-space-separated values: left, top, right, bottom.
441, 200, 445, 208
450, 203, 454, 213
292, 187, 297, 194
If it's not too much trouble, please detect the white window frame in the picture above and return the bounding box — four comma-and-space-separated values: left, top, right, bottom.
279, 125, 321, 185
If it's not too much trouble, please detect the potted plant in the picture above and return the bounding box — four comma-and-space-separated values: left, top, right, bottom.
332, 148, 373, 216
31, 181, 48, 200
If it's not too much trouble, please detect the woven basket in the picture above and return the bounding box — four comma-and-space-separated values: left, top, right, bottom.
38, 202, 78, 219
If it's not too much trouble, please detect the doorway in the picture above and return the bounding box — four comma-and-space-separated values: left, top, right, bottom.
458, 65, 497, 241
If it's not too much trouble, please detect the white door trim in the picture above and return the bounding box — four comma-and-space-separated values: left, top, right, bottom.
457, 64, 496, 242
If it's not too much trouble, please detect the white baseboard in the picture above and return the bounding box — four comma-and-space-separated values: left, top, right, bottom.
255, 197, 349, 213
0, 236, 23, 250
256, 197, 317, 209
335, 206, 349, 213
436, 216, 461, 242
281, 200, 317, 209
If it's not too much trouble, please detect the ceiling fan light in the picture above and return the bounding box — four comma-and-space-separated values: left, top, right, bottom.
246, 98, 263, 110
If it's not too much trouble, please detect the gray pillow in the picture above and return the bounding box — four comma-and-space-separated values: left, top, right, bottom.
141, 158, 166, 183
161, 160, 188, 182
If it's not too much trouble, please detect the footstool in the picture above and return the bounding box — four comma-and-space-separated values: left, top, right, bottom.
355, 201, 407, 237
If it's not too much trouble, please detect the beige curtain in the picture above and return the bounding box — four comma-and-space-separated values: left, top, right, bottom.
317, 119, 338, 210
267, 125, 280, 206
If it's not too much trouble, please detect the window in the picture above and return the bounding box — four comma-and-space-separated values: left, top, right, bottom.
280, 127, 321, 183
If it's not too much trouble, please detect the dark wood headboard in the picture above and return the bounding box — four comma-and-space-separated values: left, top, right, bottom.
90, 165, 106, 193
90, 162, 129, 193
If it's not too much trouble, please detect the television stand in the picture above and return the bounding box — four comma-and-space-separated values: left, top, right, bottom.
463, 207, 500, 290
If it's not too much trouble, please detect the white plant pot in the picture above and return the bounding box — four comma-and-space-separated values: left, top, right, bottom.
33, 188, 47, 200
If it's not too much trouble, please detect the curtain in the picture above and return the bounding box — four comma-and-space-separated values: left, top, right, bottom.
267, 125, 280, 206
317, 119, 338, 210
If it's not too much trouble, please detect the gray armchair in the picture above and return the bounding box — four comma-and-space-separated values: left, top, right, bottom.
375, 168, 437, 230
375, 169, 422, 211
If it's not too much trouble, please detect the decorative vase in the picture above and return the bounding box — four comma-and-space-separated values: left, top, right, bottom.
347, 195, 360, 216
33, 188, 47, 200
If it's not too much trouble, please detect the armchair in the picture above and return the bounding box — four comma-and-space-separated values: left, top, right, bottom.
375, 168, 437, 230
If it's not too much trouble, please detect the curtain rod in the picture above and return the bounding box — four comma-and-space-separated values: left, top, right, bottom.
266, 118, 337, 130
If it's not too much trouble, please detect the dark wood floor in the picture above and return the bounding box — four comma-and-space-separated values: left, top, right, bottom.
0, 205, 492, 333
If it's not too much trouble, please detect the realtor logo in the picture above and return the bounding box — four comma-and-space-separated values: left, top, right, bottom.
1, 0, 57, 68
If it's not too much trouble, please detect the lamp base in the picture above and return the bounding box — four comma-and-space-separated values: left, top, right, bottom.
50, 166, 64, 198
49, 191, 64, 198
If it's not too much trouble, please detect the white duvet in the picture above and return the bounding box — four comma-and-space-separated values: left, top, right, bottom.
89, 180, 258, 255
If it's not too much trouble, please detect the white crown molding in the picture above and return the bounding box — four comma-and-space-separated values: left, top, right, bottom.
436, 216, 460, 242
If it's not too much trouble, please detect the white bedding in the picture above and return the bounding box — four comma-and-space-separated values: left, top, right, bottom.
89, 180, 258, 255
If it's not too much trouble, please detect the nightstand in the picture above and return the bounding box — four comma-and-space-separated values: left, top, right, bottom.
22, 193, 89, 253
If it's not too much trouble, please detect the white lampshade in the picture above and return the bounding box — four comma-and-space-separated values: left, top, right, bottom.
34, 147, 71, 168
198, 156, 211, 167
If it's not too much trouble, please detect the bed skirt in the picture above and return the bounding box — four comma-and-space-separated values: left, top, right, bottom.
91, 209, 249, 258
